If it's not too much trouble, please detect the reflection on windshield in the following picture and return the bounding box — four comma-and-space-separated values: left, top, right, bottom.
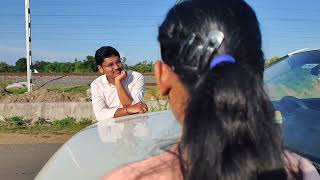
265, 51, 320, 100
264, 50, 320, 162
267, 68, 320, 100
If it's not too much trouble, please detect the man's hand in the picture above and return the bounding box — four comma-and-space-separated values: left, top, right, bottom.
115, 71, 127, 82
127, 102, 148, 114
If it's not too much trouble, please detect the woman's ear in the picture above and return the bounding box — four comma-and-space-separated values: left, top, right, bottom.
98, 65, 104, 74
154, 61, 176, 96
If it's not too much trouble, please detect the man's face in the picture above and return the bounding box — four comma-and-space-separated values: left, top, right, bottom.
98, 55, 124, 79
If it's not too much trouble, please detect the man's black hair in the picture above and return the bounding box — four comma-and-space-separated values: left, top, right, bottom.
95, 46, 120, 66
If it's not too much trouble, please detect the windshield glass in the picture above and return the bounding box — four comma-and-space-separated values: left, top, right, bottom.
264, 50, 320, 162
265, 50, 320, 100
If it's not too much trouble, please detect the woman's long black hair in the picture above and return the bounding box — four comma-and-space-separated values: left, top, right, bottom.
158, 0, 286, 179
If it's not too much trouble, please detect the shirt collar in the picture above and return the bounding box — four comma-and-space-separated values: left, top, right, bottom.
101, 75, 115, 88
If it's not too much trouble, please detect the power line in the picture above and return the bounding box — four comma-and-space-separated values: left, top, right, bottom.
3, 15, 320, 23
255, 7, 320, 13
1, 14, 162, 17
0, 26, 158, 30
2, 28, 320, 34
260, 18, 320, 23
6, 1, 168, 6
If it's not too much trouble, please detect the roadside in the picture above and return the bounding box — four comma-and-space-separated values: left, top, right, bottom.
0, 118, 78, 180
0, 82, 164, 103
0, 81, 168, 180
0, 133, 71, 144
0, 143, 63, 180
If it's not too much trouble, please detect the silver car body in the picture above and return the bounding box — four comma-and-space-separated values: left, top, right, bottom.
35, 111, 181, 180
36, 48, 320, 179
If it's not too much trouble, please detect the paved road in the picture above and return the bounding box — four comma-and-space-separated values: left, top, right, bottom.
0, 144, 62, 180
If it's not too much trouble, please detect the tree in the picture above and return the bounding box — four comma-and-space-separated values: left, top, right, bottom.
10, 56, 156, 74
15, 58, 27, 72
33, 61, 50, 73
0, 62, 15, 73
43, 62, 59, 73
128, 61, 154, 73
60, 62, 75, 73
74, 60, 84, 73
266, 56, 281, 67
82, 56, 96, 72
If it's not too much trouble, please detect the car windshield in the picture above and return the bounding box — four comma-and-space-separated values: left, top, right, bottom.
264, 50, 320, 163
265, 50, 320, 100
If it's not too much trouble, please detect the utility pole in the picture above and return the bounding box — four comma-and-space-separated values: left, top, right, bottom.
25, 0, 32, 92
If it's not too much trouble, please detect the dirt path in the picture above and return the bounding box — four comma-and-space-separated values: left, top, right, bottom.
0, 133, 71, 180
0, 143, 63, 180
0, 133, 71, 144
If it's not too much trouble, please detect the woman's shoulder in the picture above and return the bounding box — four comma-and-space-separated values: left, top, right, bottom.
283, 151, 320, 180
103, 151, 182, 180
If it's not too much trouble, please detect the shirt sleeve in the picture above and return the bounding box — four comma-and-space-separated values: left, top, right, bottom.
91, 82, 118, 121
130, 73, 145, 104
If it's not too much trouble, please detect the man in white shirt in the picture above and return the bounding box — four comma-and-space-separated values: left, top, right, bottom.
91, 46, 148, 121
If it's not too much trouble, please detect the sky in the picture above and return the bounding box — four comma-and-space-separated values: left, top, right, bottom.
0, 0, 319, 65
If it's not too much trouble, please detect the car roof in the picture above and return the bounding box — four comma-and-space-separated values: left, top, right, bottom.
287, 48, 320, 57
266, 48, 320, 68
35, 111, 181, 180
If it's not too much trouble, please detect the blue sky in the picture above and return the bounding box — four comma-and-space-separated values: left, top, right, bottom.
0, 0, 319, 65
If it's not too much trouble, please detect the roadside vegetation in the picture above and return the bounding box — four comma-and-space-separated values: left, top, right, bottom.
1, 84, 166, 102
149, 104, 170, 112
0, 116, 92, 135
0, 104, 170, 135
0, 57, 154, 73
1, 56, 281, 73
6, 87, 28, 95
48, 85, 90, 94
0, 83, 170, 135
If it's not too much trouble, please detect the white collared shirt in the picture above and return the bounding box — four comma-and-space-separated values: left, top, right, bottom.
90, 71, 145, 121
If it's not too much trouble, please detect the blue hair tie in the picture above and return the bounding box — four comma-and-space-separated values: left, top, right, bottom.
210, 54, 236, 69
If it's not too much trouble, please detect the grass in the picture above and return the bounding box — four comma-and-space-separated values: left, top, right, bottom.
149, 105, 170, 112
3, 84, 158, 99
144, 86, 170, 111
48, 85, 167, 101
144, 86, 167, 101
0, 116, 93, 135
0, 80, 13, 88
6, 87, 28, 95
0, 85, 169, 134
0, 80, 28, 95
48, 85, 90, 94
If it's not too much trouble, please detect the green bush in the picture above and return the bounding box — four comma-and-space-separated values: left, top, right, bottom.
78, 118, 92, 126
5, 116, 26, 126
6, 87, 28, 95
0, 116, 93, 135
52, 116, 76, 128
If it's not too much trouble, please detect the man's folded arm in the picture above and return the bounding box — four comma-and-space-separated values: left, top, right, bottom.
130, 74, 145, 104
115, 80, 133, 107
91, 83, 118, 120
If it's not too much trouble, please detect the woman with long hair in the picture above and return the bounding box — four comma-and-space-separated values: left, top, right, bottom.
104, 0, 319, 179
